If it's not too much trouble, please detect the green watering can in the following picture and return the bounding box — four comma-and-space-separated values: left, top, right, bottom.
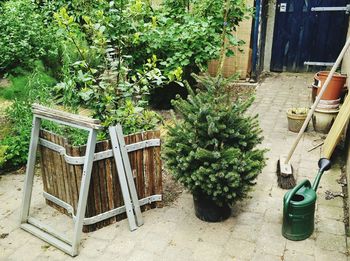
282, 158, 331, 241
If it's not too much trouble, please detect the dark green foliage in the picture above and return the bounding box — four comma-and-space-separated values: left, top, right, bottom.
163, 75, 266, 205
0, 0, 59, 72
0, 0, 251, 172
0, 62, 57, 100
0, 66, 56, 169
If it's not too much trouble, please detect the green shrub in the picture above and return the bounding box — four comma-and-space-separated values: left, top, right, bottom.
0, 66, 55, 169
0, 62, 57, 100
0, 0, 59, 72
163, 74, 266, 205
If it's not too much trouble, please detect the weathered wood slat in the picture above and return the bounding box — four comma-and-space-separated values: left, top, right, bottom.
143, 132, 151, 211
53, 133, 66, 214
104, 140, 116, 225
32, 104, 102, 130
59, 136, 71, 210
39, 131, 50, 206
135, 133, 146, 211
66, 145, 77, 212
97, 142, 109, 229
47, 132, 60, 211
147, 132, 156, 209
154, 130, 163, 208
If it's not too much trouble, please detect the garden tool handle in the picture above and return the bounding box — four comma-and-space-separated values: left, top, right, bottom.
284, 179, 311, 214
284, 36, 350, 164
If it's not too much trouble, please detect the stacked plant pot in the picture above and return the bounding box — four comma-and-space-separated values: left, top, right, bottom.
311, 71, 347, 133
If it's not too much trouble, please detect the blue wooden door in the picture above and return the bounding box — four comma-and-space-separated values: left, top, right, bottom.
271, 0, 349, 72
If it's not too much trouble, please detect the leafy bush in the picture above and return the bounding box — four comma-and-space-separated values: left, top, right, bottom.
163, 74, 266, 205
52, 6, 163, 130
0, 0, 59, 72
0, 61, 57, 100
0, 66, 56, 169
0, 0, 251, 171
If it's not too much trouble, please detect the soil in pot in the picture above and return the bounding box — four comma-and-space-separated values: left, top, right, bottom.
193, 191, 231, 222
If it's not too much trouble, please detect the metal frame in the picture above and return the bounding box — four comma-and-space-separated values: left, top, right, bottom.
20, 111, 156, 256
20, 116, 98, 256
38, 137, 160, 165
42, 192, 161, 225
108, 125, 143, 230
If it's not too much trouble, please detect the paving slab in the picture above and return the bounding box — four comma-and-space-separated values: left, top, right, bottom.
0, 73, 347, 260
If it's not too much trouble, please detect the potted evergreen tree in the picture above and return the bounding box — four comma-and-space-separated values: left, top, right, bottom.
163, 74, 266, 222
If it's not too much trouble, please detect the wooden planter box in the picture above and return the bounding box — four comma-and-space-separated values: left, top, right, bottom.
38, 130, 162, 232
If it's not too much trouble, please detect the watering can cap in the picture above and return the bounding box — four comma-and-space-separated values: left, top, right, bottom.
318, 158, 331, 172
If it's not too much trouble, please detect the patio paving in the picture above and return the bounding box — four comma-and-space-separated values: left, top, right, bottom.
0, 73, 348, 260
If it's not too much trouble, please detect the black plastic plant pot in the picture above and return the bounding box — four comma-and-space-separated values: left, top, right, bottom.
193, 192, 231, 222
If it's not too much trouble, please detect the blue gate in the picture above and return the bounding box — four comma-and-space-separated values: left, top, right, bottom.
271, 0, 349, 72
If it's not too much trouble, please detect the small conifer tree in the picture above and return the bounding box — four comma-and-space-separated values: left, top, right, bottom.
163, 74, 266, 206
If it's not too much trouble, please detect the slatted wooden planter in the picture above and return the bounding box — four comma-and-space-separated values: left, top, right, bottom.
38, 129, 162, 232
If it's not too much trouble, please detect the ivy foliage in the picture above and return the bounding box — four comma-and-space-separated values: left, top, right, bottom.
163, 75, 266, 205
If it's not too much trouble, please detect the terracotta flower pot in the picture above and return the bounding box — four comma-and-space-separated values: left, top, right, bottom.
314, 71, 347, 100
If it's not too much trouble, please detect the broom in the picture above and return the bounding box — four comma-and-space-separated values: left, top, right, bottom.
277, 36, 350, 189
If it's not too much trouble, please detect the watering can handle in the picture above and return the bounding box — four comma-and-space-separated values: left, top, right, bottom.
284, 179, 312, 214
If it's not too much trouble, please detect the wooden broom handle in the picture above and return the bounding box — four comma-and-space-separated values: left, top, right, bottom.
284, 36, 350, 164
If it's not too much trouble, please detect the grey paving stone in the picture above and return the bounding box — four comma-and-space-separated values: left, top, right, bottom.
315, 232, 346, 253
285, 238, 315, 256
79, 237, 110, 258
283, 249, 315, 261
161, 245, 194, 261
138, 231, 171, 254
314, 249, 347, 261
127, 249, 158, 261
256, 235, 286, 256
251, 252, 282, 261
6, 241, 43, 261
105, 236, 136, 257
317, 193, 343, 208
224, 237, 256, 260
316, 218, 345, 235
0, 74, 348, 260
316, 205, 344, 221
230, 224, 262, 243
191, 241, 223, 261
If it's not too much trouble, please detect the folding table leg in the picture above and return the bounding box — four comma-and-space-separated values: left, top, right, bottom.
115, 124, 144, 226
71, 129, 98, 256
20, 116, 41, 223
109, 126, 138, 231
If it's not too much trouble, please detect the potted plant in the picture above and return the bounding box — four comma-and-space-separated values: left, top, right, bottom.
163, 74, 266, 222
286, 108, 309, 133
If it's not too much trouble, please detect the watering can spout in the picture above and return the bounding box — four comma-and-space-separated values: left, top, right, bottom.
312, 158, 331, 191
